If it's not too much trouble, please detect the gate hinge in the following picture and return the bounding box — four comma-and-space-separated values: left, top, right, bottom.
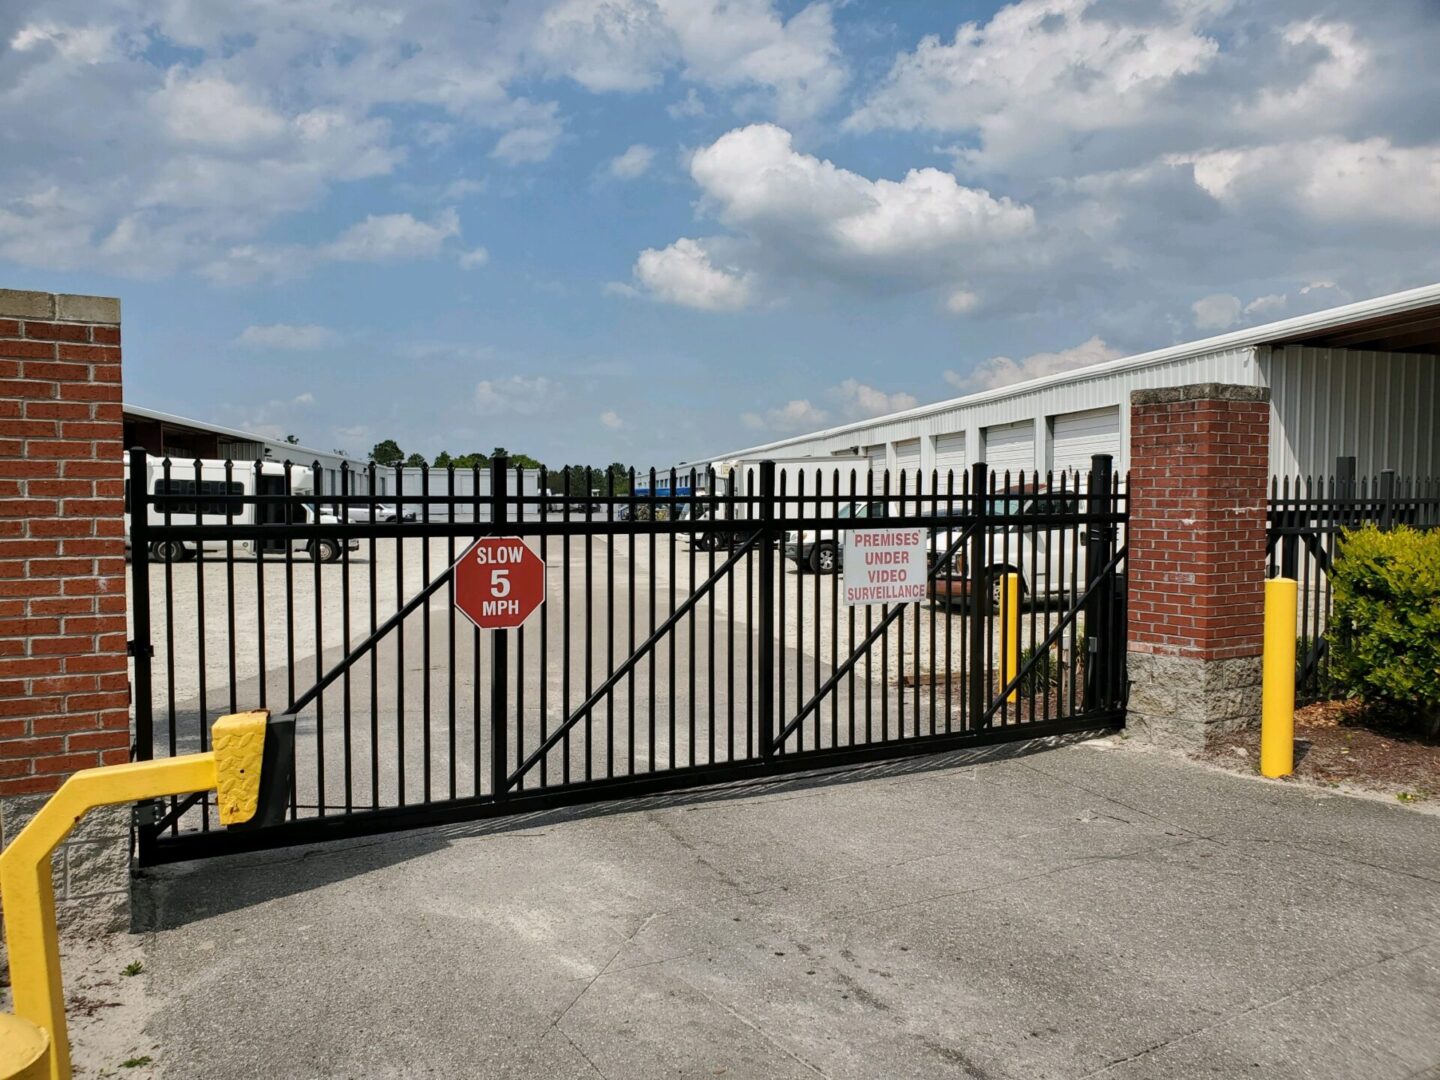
127, 639, 155, 659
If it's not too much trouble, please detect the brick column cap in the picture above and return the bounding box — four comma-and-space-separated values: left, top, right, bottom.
0, 290, 120, 324
1131, 383, 1269, 406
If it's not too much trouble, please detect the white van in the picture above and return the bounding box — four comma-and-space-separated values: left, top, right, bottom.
124, 456, 358, 563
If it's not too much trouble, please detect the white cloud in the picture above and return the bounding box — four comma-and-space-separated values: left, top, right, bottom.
459, 246, 490, 269
945, 289, 980, 315
154, 72, 287, 149
475, 375, 558, 415
324, 209, 460, 262
1244, 293, 1287, 317
599, 409, 626, 430
740, 379, 918, 433
633, 123, 1037, 309
1179, 138, 1440, 226
533, 0, 846, 123
632, 238, 755, 312
945, 336, 1122, 393
831, 379, 917, 420
741, 398, 827, 432
204, 209, 465, 284
238, 324, 340, 350
848, 0, 1219, 169
491, 117, 564, 164
608, 144, 656, 180
1191, 293, 1243, 331
667, 88, 706, 119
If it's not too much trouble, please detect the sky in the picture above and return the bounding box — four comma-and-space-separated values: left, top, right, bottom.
2, 0, 1439, 469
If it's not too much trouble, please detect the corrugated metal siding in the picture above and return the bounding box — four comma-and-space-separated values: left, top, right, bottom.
731, 345, 1259, 473
866, 445, 887, 473
1052, 407, 1120, 475
984, 420, 1035, 477
1263, 346, 1439, 479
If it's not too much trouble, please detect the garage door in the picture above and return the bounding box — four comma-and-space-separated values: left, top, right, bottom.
865, 445, 887, 486
983, 420, 1035, 482
933, 432, 966, 489
1052, 407, 1120, 481
893, 439, 921, 493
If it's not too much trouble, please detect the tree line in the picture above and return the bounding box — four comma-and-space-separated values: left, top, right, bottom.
368, 440, 639, 495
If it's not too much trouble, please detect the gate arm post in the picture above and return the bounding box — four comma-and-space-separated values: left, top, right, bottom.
1, 711, 275, 1080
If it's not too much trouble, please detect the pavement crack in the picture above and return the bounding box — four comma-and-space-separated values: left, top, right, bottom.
1076, 938, 1440, 1078
672, 975, 837, 1079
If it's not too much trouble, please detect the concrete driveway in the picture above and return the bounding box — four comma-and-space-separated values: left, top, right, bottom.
130, 737, 1440, 1080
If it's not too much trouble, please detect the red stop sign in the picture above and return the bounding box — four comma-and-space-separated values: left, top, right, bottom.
453, 537, 546, 630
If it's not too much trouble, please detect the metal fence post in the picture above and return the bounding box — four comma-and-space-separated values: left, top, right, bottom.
490, 455, 509, 800
1084, 453, 1115, 708
757, 460, 776, 761
127, 448, 157, 861
1379, 469, 1396, 531
968, 461, 988, 729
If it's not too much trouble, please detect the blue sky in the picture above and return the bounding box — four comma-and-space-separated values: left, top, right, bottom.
2, 0, 1438, 467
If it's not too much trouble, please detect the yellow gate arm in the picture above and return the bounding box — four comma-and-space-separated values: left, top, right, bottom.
1, 710, 271, 1080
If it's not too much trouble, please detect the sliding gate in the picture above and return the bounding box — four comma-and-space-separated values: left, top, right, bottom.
129, 450, 1128, 863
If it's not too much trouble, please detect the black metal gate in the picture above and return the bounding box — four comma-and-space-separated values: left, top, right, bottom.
1267, 465, 1440, 695
128, 450, 1128, 863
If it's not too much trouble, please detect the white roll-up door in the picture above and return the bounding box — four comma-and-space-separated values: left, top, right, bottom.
982, 420, 1035, 482
893, 439, 921, 493
933, 432, 966, 490
865, 445, 887, 488
1051, 407, 1120, 482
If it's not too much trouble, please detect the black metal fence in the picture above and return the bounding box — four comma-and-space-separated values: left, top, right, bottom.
127, 449, 1128, 863
1267, 465, 1440, 695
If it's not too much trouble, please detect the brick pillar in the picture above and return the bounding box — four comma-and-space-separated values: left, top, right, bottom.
0, 289, 130, 934
1126, 383, 1270, 748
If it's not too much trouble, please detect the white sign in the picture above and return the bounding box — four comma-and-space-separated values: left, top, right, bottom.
842, 528, 929, 607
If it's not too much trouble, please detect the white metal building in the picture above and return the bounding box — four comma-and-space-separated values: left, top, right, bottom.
700, 283, 1440, 484
123, 404, 370, 495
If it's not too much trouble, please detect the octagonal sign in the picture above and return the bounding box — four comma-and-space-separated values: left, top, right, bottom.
453, 536, 546, 630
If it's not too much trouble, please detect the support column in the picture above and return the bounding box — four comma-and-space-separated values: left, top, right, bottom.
1126, 383, 1270, 748
0, 289, 129, 934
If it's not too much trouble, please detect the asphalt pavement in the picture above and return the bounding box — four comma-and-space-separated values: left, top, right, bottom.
133, 736, 1440, 1080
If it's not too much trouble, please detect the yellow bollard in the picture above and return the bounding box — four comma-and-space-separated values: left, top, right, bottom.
0, 711, 270, 1080
0, 1014, 50, 1079
1261, 577, 1298, 778
1002, 573, 1021, 703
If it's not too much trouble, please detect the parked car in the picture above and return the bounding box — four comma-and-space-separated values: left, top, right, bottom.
784, 500, 889, 574
928, 487, 1082, 611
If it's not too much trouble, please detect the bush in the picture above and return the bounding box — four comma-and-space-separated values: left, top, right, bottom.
1014, 644, 1061, 695
1328, 524, 1440, 736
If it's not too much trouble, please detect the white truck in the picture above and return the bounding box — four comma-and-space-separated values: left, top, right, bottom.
698, 454, 870, 570
927, 484, 1086, 610
124, 456, 359, 563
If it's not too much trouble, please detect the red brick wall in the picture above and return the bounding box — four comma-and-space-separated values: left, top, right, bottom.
1128, 385, 1270, 661
0, 291, 128, 797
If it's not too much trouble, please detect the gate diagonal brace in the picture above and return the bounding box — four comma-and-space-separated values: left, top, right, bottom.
506, 528, 764, 790
771, 522, 976, 753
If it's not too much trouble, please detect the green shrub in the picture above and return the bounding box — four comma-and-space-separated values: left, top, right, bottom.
1015, 644, 1061, 695
1328, 524, 1440, 735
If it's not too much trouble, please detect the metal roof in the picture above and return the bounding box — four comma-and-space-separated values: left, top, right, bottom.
122, 403, 360, 464
703, 280, 1440, 460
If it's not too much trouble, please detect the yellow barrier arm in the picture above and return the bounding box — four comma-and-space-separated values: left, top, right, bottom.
1, 711, 268, 1080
